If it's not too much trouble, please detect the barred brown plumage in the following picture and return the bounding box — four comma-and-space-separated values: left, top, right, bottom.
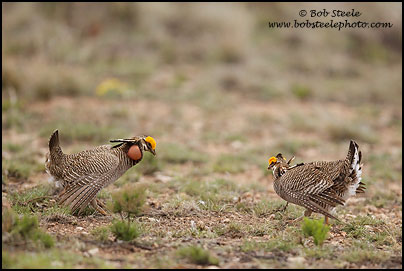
268, 140, 365, 224
45, 129, 157, 215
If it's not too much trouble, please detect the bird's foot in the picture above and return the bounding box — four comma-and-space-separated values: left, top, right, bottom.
91, 199, 109, 216
96, 198, 108, 209
275, 202, 289, 213
286, 215, 304, 225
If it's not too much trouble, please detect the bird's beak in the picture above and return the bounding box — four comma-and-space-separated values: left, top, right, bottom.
150, 149, 156, 156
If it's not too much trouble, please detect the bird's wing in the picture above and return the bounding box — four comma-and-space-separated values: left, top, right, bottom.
61, 146, 116, 185
302, 160, 345, 181
280, 164, 334, 195
280, 164, 345, 218
58, 151, 120, 214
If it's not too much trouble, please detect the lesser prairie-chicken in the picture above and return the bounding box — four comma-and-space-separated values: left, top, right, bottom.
268, 140, 365, 224
45, 130, 156, 215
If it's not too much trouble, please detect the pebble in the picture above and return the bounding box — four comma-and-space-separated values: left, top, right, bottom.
88, 248, 99, 256
155, 174, 173, 183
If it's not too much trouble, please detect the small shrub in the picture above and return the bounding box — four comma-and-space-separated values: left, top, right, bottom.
4, 209, 54, 248
177, 245, 219, 266
108, 184, 146, 242
225, 223, 243, 238
8, 185, 52, 214
301, 217, 330, 246
91, 226, 110, 243
109, 183, 147, 217
13, 214, 39, 238
110, 220, 140, 241
32, 231, 55, 248
291, 84, 312, 100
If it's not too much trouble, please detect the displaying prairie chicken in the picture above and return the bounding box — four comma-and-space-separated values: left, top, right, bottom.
267, 140, 365, 224
45, 130, 156, 216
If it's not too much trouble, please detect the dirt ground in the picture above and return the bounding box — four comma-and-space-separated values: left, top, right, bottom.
2, 2, 402, 269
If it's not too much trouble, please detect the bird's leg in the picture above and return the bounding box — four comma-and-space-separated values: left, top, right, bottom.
281, 202, 289, 212
276, 202, 289, 212
96, 198, 107, 209
91, 198, 109, 216
324, 216, 329, 225
288, 209, 312, 224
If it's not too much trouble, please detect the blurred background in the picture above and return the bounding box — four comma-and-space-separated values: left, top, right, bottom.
2, 1, 402, 195
2, 2, 402, 268
2, 2, 402, 205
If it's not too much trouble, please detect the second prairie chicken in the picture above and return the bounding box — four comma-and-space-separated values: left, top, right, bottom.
45, 130, 156, 215
268, 140, 365, 224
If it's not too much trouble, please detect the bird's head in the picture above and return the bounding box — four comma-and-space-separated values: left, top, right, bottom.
267, 153, 286, 170
110, 135, 157, 157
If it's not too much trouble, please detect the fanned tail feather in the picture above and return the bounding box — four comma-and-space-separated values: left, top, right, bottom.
49, 129, 63, 162
76, 188, 101, 214
345, 140, 363, 198
58, 183, 99, 215
49, 130, 60, 151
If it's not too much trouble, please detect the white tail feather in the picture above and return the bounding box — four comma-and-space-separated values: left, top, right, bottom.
346, 144, 362, 198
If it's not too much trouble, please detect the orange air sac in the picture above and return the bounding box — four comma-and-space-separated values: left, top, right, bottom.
127, 145, 142, 161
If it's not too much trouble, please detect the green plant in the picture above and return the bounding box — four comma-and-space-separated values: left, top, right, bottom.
108, 184, 146, 241
8, 184, 53, 214
177, 245, 219, 266
301, 217, 330, 246
13, 214, 39, 238
291, 84, 312, 100
110, 220, 140, 241
109, 183, 147, 217
32, 231, 55, 248
4, 209, 54, 248
91, 226, 110, 243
